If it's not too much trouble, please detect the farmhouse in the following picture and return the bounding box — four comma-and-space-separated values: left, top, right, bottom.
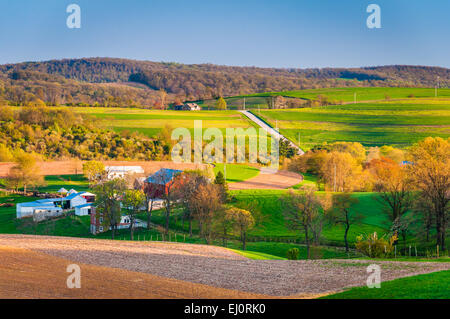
174, 103, 201, 111
105, 166, 144, 180
144, 168, 182, 198
90, 213, 146, 235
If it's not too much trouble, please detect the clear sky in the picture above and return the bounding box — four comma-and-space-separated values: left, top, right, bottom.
0, 0, 449, 68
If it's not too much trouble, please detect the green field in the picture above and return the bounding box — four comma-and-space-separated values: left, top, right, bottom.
229, 190, 389, 245
213, 163, 260, 183
55, 88, 450, 151
70, 108, 256, 138
322, 270, 450, 299
256, 98, 450, 149
247, 87, 450, 102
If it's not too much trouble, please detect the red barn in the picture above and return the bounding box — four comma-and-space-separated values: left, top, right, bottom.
144, 168, 182, 199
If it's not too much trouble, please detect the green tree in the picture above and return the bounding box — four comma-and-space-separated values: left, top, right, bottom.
229, 207, 255, 250
83, 161, 105, 186
214, 171, 228, 201
213, 208, 235, 247
216, 97, 227, 110
123, 189, 146, 240
8, 151, 44, 193
94, 178, 127, 239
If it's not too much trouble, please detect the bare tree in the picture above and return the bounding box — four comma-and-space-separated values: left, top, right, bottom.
327, 193, 363, 252
190, 183, 223, 244
282, 186, 324, 259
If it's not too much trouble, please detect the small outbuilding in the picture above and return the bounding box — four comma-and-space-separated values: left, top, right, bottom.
75, 203, 95, 216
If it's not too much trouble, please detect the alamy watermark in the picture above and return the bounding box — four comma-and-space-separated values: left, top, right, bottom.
66, 4, 81, 29
171, 120, 280, 170
367, 4, 381, 29
66, 264, 81, 289
366, 264, 381, 288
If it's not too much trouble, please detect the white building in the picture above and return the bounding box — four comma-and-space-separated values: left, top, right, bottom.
105, 166, 144, 180
74, 203, 95, 216
16, 192, 92, 219
16, 201, 63, 219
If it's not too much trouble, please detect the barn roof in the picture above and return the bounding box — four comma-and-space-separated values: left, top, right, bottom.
145, 168, 182, 185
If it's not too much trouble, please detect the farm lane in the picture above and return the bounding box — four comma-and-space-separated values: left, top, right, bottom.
239, 110, 305, 155
228, 169, 303, 190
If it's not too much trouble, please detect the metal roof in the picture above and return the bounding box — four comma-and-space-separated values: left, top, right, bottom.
145, 168, 182, 185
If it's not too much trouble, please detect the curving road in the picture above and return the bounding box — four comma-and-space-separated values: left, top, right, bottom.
239, 110, 304, 155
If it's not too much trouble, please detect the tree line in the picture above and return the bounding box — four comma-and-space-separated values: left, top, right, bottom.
0, 105, 169, 162
1, 58, 448, 108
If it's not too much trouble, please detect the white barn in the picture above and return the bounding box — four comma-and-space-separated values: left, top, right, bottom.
105, 166, 144, 180
16, 201, 63, 219
16, 192, 89, 219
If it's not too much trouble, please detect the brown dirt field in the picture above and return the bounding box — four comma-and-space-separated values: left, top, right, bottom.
0, 161, 206, 177
0, 245, 267, 299
1, 235, 449, 298
228, 169, 303, 190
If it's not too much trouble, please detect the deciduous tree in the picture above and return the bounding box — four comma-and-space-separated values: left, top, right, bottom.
327, 193, 363, 252
123, 189, 146, 240
408, 137, 449, 251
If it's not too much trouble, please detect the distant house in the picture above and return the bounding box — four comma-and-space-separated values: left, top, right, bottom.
105, 166, 145, 180
90, 213, 146, 235
144, 168, 182, 198
174, 103, 201, 111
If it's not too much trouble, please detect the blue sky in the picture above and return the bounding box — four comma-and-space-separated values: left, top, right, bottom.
0, 0, 448, 68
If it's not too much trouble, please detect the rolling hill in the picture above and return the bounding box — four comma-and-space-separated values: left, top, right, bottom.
0, 58, 448, 108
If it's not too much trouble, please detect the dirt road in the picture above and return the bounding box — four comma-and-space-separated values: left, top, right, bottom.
228, 169, 303, 190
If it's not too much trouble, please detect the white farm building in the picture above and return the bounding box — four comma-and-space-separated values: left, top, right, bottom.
16, 191, 96, 219
105, 166, 144, 180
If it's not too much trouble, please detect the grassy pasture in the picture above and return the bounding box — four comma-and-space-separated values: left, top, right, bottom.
247, 87, 450, 102
256, 99, 450, 149
229, 189, 389, 246
322, 270, 450, 299
71, 108, 255, 138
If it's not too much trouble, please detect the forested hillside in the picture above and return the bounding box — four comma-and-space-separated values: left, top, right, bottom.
0, 58, 448, 108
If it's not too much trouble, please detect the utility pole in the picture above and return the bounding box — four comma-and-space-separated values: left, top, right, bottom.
436, 76, 440, 97
224, 164, 227, 182
243, 97, 246, 110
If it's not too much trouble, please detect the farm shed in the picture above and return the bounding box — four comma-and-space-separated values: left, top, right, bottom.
16, 202, 63, 219
75, 203, 95, 216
